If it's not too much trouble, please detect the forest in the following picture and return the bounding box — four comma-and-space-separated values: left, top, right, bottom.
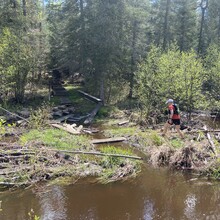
1, 1, 220, 219
0, 0, 220, 116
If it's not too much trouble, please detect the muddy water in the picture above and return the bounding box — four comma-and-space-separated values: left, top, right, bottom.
0, 166, 220, 220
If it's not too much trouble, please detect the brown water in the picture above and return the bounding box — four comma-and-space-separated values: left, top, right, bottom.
0, 165, 220, 220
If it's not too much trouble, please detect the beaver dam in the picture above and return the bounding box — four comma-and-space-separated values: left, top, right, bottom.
0, 100, 220, 189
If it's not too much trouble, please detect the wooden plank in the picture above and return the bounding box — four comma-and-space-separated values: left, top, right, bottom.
118, 120, 129, 126
90, 137, 126, 144
51, 123, 81, 135
78, 90, 102, 103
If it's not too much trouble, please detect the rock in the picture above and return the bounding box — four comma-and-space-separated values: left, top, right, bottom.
62, 110, 70, 115
53, 111, 63, 117
58, 105, 67, 110
18, 109, 30, 118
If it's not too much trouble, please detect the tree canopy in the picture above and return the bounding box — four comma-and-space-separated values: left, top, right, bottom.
0, 0, 219, 114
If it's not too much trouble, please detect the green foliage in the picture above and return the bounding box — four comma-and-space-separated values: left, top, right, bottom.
147, 131, 163, 146
104, 127, 138, 138
136, 46, 204, 116
170, 138, 184, 149
98, 146, 141, 183
209, 159, 220, 179
0, 118, 16, 139
97, 106, 110, 118
28, 102, 51, 129
20, 129, 91, 150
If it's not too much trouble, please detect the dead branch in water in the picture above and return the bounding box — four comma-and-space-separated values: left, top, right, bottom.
46, 149, 142, 160
91, 137, 126, 144
203, 125, 216, 155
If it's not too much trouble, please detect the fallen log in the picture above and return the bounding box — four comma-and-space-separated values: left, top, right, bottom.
0, 106, 30, 123
78, 90, 102, 103
53, 114, 74, 123
50, 123, 81, 134
91, 137, 126, 144
47, 149, 142, 160
84, 103, 102, 125
186, 129, 220, 133
203, 125, 216, 155
118, 120, 129, 126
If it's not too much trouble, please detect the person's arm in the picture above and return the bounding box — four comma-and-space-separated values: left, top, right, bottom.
169, 109, 174, 119
168, 109, 174, 123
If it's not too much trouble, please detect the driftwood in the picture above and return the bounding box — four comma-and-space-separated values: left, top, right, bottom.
203, 125, 216, 155
83, 128, 99, 134
50, 123, 81, 134
47, 149, 142, 160
91, 137, 126, 144
118, 120, 129, 126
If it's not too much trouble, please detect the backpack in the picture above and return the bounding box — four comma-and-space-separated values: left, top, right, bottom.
173, 104, 180, 115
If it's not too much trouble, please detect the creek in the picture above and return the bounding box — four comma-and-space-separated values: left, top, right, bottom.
0, 165, 220, 220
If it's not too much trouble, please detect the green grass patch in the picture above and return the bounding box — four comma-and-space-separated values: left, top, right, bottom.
170, 138, 184, 148
20, 128, 91, 150
65, 85, 96, 114
104, 126, 138, 137
98, 146, 141, 183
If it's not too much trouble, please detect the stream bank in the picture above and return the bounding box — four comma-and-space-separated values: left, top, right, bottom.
0, 84, 220, 189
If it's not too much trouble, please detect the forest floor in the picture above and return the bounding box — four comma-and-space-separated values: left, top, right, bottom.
0, 84, 220, 189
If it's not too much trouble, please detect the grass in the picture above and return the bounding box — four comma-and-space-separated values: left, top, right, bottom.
65, 85, 97, 114
170, 138, 184, 148
98, 145, 142, 183
20, 128, 92, 150
104, 126, 138, 137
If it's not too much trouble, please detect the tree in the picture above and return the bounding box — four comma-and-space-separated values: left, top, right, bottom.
203, 45, 220, 108
198, 0, 208, 54
0, 0, 48, 103
136, 46, 203, 118
173, 0, 197, 51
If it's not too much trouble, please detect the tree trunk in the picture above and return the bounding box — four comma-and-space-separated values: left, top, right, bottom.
100, 77, 105, 104
218, 7, 220, 43
22, 0, 26, 16
79, 0, 85, 70
198, 0, 208, 54
162, 0, 171, 50
128, 20, 138, 99
179, 3, 186, 52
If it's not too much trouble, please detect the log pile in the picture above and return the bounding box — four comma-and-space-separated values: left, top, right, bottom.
0, 143, 142, 188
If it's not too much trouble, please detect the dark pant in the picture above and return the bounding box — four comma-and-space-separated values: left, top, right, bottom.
169, 119, 180, 125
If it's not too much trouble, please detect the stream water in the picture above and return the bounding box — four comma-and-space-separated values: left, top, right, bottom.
1, 118, 220, 220
0, 165, 220, 220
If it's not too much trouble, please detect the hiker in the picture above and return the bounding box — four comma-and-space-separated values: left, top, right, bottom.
162, 99, 184, 139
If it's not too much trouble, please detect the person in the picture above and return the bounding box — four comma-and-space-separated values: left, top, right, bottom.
162, 99, 184, 139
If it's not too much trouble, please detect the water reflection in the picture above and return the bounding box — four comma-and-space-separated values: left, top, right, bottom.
184, 194, 197, 219
0, 168, 220, 220
37, 185, 67, 220
143, 199, 154, 220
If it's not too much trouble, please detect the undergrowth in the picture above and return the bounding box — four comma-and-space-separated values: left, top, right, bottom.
20, 128, 91, 150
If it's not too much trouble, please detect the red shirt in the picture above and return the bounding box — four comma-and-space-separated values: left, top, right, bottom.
168, 105, 180, 119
